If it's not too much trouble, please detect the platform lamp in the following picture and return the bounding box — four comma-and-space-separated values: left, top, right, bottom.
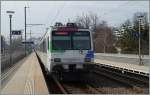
6, 10, 15, 66
137, 15, 144, 65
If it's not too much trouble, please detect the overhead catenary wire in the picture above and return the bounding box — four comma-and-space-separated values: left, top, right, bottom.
41, 2, 129, 40
40, 2, 67, 41
27, 3, 46, 39
50, 3, 67, 26
40, 1, 134, 40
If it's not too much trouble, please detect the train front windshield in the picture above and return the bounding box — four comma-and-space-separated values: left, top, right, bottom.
72, 32, 91, 50
52, 32, 71, 50
52, 31, 91, 50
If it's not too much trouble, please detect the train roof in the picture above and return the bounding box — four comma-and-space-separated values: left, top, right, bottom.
51, 22, 90, 31
51, 26, 90, 31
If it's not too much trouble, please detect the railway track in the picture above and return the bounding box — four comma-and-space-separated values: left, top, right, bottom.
50, 74, 100, 94
37, 54, 149, 94
48, 70, 148, 94
93, 64, 149, 87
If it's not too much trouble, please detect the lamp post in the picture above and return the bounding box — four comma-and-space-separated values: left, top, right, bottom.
137, 15, 144, 65
24, 6, 29, 56
6, 10, 15, 65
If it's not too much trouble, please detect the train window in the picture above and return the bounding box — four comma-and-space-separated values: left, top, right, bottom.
52, 36, 71, 50
42, 39, 47, 53
72, 31, 91, 50
42, 41, 44, 52
52, 31, 91, 50
44, 39, 47, 53
47, 37, 49, 51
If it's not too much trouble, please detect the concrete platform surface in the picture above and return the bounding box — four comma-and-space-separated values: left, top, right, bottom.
1, 52, 49, 95
95, 59, 149, 74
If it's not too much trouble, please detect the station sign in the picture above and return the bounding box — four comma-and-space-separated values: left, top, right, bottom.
12, 30, 22, 35
132, 32, 140, 38
22, 41, 34, 44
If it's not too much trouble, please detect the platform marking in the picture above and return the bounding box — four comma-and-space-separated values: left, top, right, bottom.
24, 54, 35, 95
24, 79, 34, 95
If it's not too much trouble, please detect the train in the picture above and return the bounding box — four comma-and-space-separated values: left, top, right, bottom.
36, 22, 94, 80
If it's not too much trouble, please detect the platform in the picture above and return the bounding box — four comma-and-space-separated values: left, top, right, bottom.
95, 59, 149, 76
1, 53, 49, 95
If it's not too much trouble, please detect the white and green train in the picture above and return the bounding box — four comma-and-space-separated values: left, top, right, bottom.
36, 23, 94, 75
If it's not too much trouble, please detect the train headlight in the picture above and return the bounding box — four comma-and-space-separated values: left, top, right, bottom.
54, 58, 61, 62
84, 58, 91, 62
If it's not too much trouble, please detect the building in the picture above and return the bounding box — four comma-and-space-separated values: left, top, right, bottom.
133, 12, 148, 26
113, 27, 125, 40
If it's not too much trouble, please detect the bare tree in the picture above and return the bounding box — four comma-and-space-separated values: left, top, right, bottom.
75, 13, 91, 28
89, 12, 99, 32
75, 12, 117, 53
93, 21, 116, 53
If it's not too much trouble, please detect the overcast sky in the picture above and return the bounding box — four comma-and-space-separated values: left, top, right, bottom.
1, 1, 149, 40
